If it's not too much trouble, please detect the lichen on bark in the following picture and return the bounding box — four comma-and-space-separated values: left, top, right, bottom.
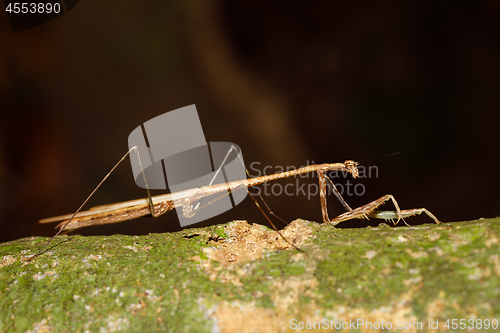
1, 218, 499, 332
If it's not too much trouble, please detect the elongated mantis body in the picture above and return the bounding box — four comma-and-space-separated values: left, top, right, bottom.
33, 146, 440, 259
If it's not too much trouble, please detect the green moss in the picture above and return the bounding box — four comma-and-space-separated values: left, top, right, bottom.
213, 226, 229, 240
1, 218, 499, 332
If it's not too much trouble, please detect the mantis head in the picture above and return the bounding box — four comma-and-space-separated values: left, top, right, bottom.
344, 160, 359, 178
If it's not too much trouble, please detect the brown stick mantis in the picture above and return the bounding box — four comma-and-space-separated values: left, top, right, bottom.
32, 145, 440, 259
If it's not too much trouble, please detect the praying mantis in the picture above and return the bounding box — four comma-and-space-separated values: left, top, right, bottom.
32, 146, 440, 259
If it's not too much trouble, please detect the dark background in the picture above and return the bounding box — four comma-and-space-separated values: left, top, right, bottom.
1, 1, 499, 242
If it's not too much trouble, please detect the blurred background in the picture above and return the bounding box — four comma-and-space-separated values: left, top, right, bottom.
1, 0, 499, 242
